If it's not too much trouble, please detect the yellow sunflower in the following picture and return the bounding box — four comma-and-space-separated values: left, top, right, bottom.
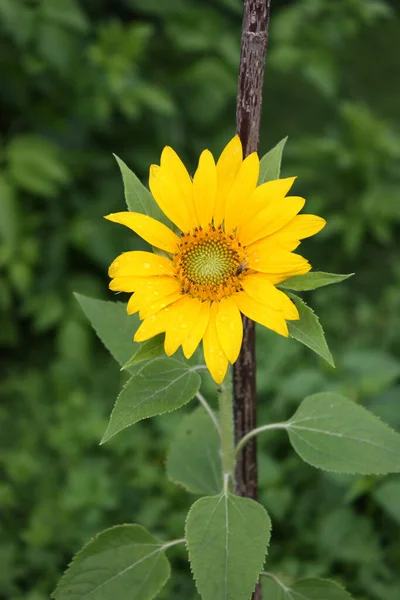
106, 136, 325, 384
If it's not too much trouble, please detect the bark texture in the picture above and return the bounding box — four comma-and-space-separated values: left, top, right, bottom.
234, 2, 271, 597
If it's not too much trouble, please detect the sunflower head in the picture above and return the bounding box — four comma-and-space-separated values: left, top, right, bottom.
106, 136, 326, 384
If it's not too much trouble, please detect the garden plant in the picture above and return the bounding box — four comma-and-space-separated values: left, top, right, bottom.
49, 2, 400, 600
2, 1, 400, 600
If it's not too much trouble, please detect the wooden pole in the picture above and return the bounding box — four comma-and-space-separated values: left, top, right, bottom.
234, 1, 271, 597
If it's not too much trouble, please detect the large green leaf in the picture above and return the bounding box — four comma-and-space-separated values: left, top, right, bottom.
101, 358, 201, 443
288, 294, 334, 367
74, 293, 139, 366
167, 407, 222, 495
52, 525, 171, 600
258, 137, 288, 184
279, 271, 354, 291
114, 154, 168, 224
186, 492, 271, 600
122, 334, 165, 370
262, 576, 353, 600
287, 393, 400, 474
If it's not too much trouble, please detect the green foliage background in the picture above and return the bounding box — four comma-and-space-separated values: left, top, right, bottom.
1, 0, 400, 599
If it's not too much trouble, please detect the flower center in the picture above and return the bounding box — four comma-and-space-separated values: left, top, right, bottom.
174, 225, 247, 301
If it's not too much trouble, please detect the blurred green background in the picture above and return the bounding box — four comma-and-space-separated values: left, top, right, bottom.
1, 0, 400, 599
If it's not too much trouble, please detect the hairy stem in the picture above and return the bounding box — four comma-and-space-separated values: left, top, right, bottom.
234, 3, 271, 598
219, 377, 235, 489
235, 423, 288, 459
196, 391, 221, 434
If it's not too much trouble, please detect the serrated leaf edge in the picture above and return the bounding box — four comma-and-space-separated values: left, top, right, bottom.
288, 293, 335, 368
101, 359, 201, 444
51, 524, 171, 600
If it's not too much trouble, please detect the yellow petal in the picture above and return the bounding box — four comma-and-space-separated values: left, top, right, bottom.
234, 292, 289, 337
134, 303, 177, 342
161, 146, 198, 227
104, 212, 180, 253
203, 302, 229, 384
247, 249, 311, 276
238, 196, 306, 246
108, 251, 174, 278
215, 297, 243, 364
109, 277, 140, 292
149, 164, 194, 233
241, 273, 286, 310
214, 135, 243, 225
193, 150, 217, 229
246, 232, 300, 255
140, 290, 183, 320
278, 292, 300, 320
164, 296, 203, 356
224, 152, 259, 232
127, 293, 140, 315
274, 214, 326, 241
245, 177, 297, 222
182, 301, 211, 359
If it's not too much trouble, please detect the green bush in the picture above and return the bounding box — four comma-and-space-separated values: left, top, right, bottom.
1, 1, 400, 599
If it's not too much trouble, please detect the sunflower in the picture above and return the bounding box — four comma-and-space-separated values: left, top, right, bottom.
106, 136, 325, 384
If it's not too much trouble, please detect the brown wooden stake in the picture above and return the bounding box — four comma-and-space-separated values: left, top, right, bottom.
234, 2, 271, 598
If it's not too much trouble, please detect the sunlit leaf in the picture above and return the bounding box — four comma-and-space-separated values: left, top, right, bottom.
102, 358, 201, 443
280, 271, 354, 291
114, 155, 169, 225
122, 334, 165, 370
287, 392, 400, 474
287, 294, 334, 367
74, 294, 139, 366
52, 525, 170, 600
258, 137, 288, 184
186, 492, 271, 600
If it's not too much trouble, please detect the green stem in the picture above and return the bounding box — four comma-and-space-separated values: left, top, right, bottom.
218, 372, 235, 490
235, 422, 288, 459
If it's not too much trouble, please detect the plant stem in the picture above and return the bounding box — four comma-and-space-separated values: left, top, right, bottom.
235, 3, 271, 598
196, 391, 221, 434
160, 538, 186, 551
235, 422, 288, 459
234, 0, 271, 498
219, 377, 235, 490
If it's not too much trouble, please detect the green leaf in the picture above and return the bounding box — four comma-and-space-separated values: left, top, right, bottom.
102, 358, 201, 443
373, 478, 400, 524
167, 407, 222, 495
52, 524, 170, 600
279, 271, 354, 291
74, 294, 139, 366
122, 334, 165, 370
287, 294, 334, 367
258, 137, 288, 184
262, 576, 353, 600
287, 392, 400, 474
114, 154, 168, 225
186, 492, 271, 600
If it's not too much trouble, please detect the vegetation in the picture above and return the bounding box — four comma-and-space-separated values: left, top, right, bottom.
1, 1, 400, 599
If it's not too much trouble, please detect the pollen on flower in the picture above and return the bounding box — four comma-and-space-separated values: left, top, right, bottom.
173, 224, 248, 301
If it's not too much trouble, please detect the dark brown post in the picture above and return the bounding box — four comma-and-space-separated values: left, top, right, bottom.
234, 1, 271, 597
